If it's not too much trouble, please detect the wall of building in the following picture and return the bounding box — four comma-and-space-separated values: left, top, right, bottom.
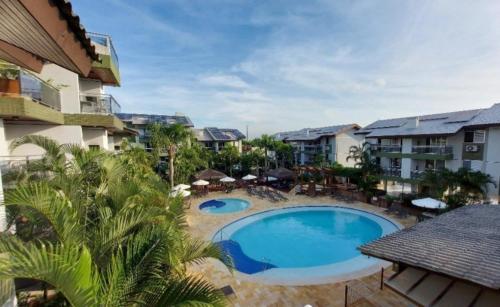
445, 131, 464, 171
0, 119, 8, 157
4, 124, 84, 156
483, 127, 500, 203
82, 128, 108, 150
335, 130, 363, 167
38, 64, 80, 113
79, 78, 103, 95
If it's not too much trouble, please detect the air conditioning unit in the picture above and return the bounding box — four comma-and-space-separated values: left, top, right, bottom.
465, 144, 479, 152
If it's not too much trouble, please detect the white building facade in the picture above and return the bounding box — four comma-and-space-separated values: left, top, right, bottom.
274, 124, 363, 166
357, 104, 500, 203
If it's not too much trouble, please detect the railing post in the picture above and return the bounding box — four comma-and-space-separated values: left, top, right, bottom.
344, 284, 348, 307
380, 267, 384, 290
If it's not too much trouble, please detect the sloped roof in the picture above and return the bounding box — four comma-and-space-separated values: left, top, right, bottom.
274, 124, 360, 141
357, 104, 500, 138
115, 113, 194, 127
194, 127, 245, 142
360, 205, 500, 290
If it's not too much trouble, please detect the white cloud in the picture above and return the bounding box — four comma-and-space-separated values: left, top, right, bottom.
199, 74, 250, 89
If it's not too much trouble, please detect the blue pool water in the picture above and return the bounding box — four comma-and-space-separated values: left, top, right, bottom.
199, 198, 250, 214
213, 206, 399, 280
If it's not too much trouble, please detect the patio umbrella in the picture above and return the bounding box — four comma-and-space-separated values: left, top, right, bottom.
220, 176, 236, 183
169, 190, 191, 198
266, 176, 278, 182
195, 168, 227, 180
411, 197, 447, 209
242, 174, 257, 180
172, 184, 190, 191
192, 180, 209, 186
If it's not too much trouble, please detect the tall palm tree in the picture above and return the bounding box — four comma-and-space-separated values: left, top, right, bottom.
0, 136, 231, 306
148, 123, 192, 187
252, 134, 275, 171
346, 143, 381, 192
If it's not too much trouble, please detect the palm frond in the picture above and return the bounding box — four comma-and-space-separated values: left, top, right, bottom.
152, 275, 226, 307
5, 182, 83, 244
0, 235, 98, 306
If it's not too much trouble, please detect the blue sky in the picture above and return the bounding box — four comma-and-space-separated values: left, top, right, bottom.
73, 0, 500, 138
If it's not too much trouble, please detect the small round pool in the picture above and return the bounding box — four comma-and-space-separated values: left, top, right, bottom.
213, 206, 400, 285
199, 198, 250, 214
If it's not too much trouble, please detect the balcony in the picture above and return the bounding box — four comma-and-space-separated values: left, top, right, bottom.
382, 167, 402, 177
80, 94, 121, 114
0, 63, 64, 124
410, 145, 453, 160
371, 144, 402, 153
0, 64, 61, 110
88, 33, 120, 86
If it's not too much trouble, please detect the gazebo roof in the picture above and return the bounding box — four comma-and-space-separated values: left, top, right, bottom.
195, 169, 227, 180
360, 205, 500, 289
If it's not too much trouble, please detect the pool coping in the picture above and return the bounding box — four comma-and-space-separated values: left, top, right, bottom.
210, 204, 403, 286
198, 197, 252, 216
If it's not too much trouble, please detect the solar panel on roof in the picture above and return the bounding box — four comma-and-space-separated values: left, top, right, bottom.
206, 127, 231, 140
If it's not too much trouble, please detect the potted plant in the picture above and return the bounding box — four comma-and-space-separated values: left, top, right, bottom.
0, 65, 20, 94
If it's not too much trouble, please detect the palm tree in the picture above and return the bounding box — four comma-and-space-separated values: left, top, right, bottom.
148, 123, 192, 187
346, 143, 381, 192
0, 136, 231, 306
252, 134, 275, 171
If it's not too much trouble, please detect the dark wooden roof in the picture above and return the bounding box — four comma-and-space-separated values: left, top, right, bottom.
195, 169, 227, 180
360, 205, 500, 289
264, 167, 296, 180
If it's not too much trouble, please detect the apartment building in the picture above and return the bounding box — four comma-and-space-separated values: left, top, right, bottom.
116, 113, 194, 150
274, 124, 363, 166
193, 127, 246, 153
0, 1, 133, 160
357, 104, 500, 203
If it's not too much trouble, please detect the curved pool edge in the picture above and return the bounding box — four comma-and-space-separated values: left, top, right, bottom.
211, 205, 403, 285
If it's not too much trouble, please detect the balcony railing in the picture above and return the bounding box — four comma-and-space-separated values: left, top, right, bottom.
411, 145, 453, 155
370, 144, 402, 153
0, 63, 61, 110
382, 167, 402, 177
88, 32, 119, 69
80, 94, 121, 114
410, 170, 425, 180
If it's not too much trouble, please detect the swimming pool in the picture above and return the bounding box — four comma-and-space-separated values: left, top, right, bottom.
213, 206, 400, 285
199, 198, 250, 214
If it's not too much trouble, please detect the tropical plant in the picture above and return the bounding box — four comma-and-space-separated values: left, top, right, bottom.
216, 145, 240, 177
346, 142, 381, 192
251, 135, 276, 171
240, 149, 264, 176
274, 142, 293, 168
174, 141, 210, 183
148, 123, 192, 187
0, 136, 231, 306
421, 167, 495, 207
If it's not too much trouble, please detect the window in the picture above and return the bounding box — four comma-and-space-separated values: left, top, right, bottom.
89, 145, 100, 150
464, 131, 474, 143
473, 130, 486, 143
114, 145, 121, 151
464, 130, 486, 143
463, 160, 472, 170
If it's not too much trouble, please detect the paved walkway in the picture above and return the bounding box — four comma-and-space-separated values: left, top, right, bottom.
186, 189, 416, 307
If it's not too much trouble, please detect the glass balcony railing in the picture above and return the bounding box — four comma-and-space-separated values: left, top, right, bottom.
382, 167, 402, 177
371, 144, 402, 153
80, 94, 121, 114
411, 145, 453, 155
0, 63, 61, 110
88, 32, 119, 70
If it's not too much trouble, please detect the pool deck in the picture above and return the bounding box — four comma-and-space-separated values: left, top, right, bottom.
186, 189, 417, 307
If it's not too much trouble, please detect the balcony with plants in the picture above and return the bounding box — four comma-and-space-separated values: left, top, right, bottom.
0, 63, 61, 110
